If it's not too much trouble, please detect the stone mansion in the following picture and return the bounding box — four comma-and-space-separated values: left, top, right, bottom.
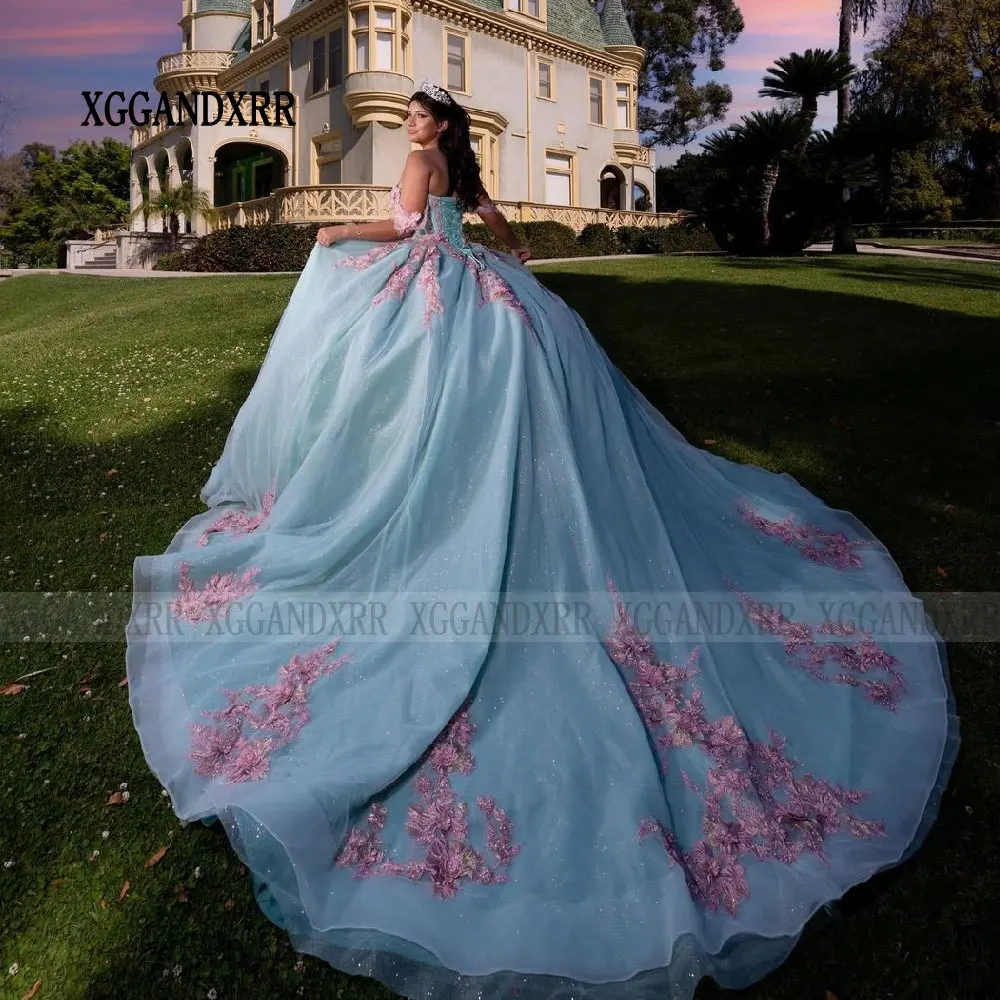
124, 0, 675, 246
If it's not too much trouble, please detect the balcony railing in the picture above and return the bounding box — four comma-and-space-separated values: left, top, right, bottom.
207, 186, 683, 233
157, 50, 237, 76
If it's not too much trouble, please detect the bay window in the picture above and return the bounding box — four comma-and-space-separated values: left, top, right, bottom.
615, 82, 630, 129
349, 4, 410, 74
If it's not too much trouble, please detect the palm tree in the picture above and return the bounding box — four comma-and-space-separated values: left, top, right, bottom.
129, 179, 217, 248
833, 0, 882, 252
48, 201, 120, 242
760, 49, 856, 134
704, 109, 812, 253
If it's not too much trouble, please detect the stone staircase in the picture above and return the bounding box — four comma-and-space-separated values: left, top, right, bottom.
74, 247, 118, 270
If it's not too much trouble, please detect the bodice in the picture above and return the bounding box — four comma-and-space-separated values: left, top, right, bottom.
416, 193, 469, 252
388, 184, 491, 271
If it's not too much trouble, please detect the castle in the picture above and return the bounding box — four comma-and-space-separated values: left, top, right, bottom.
124, 0, 670, 245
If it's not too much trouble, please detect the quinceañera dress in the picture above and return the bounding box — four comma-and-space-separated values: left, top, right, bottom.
126, 184, 958, 999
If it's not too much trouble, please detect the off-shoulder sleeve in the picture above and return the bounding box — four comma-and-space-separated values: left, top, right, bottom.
389, 185, 424, 237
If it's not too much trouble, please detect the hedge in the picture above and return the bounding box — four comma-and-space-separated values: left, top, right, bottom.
153, 218, 719, 272
854, 224, 1000, 242
151, 251, 190, 272
163, 223, 322, 272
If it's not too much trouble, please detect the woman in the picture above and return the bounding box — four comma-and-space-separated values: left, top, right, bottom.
125, 81, 957, 1000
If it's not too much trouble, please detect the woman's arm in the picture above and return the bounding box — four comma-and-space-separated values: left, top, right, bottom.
475, 194, 531, 263
317, 152, 430, 246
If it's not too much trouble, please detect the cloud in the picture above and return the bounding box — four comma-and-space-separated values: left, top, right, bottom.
2, 1, 174, 58
736, 0, 843, 38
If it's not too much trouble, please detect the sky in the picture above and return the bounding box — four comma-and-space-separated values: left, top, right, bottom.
0, 0, 867, 161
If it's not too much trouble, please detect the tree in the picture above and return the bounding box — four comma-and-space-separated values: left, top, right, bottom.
857, 0, 1000, 217
832, 0, 885, 252
703, 110, 812, 252
0, 138, 129, 266
0, 151, 27, 228
759, 50, 856, 134
129, 180, 216, 248
625, 0, 746, 147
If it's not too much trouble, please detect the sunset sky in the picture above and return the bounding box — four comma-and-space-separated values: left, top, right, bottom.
0, 0, 868, 160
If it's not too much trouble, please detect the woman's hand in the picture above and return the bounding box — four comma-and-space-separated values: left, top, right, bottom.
316, 225, 342, 247
512, 245, 532, 264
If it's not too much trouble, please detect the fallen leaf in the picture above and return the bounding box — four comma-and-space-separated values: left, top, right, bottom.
944, 504, 956, 513
703, 438, 717, 446
20, 980, 41, 1000
118, 677, 128, 687
145, 846, 168, 868
105, 469, 119, 478
79, 672, 98, 684
1, 683, 26, 696
106, 791, 126, 805
98, 533, 107, 543
936, 567, 948, 579
79, 688, 92, 698
99, 897, 108, 909
118, 879, 130, 902
825, 992, 840, 1000
224, 898, 233, 910
49, 878, 66, 889
176, 884, 189, 903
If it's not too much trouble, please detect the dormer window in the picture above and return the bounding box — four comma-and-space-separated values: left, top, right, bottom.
506, 0, 541, 18
253, 0, 274, 45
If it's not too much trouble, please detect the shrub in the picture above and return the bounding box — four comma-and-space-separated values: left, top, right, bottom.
462, 221, 524, 254
162, 223, 323, 272
578, 223, 619, 256
616, 223, 719, 254
658, 223, 720, 253
152, 251, 189, 271
847, 224, 1000, 242
465, 220, 580, 260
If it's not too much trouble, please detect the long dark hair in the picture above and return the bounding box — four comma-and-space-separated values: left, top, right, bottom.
408, 88, 487, 213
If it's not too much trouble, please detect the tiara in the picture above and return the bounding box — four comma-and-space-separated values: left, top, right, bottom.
417, 79, 453, 105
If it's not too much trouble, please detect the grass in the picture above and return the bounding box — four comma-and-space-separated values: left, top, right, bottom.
1, 255, 998, 1000
861, 236, 999, 248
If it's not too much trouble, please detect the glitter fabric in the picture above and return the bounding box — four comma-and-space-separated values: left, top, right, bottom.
125, 166, 958, 1000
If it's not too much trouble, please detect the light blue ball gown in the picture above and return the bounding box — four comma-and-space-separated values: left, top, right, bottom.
125, 182, 958, 998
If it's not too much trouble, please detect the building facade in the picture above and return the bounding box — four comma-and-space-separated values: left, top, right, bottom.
128, 0, 667, 237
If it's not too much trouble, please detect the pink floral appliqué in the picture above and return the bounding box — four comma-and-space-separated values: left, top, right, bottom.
389, 183, 425, 237
736, 499, 874, 570
604, 580, 886, 917
729, 582, 906, 709
335, 189, 535, 338
170, 561, 262, 623
334, 704, 520, 898
197, 482, 277, 547
189, 639, 351, 782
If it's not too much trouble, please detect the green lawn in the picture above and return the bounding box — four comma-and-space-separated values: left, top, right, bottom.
862, 236, 999, 248
1, 255, 997, 1000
